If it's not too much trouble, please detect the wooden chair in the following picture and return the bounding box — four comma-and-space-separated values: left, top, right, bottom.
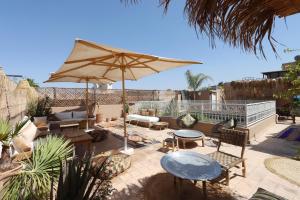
207, 128, 248, 186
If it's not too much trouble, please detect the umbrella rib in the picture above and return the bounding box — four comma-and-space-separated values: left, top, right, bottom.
128, 68, 137, 80
55, 55, 115, 76
54, 62, 96, 76
128, 57, 159, 67
125, 55, 159, 73
125, 55, 143, 66
64, 54, 114, 64
157, 58, 202, 64
47, 75, 114, 83
102, 55, 120, 77
134, 62, 159, 73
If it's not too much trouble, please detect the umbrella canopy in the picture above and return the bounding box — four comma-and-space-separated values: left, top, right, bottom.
49, 39, 202, 153
45, 74, 114, 131
46, 73, 113, 84
52, 39, 201, 81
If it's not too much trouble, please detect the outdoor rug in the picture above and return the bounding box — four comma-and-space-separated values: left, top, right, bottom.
264, 157, 300, 187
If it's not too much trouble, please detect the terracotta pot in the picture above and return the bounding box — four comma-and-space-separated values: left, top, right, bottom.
96, 113, 103, 123
34, 116, 47, 125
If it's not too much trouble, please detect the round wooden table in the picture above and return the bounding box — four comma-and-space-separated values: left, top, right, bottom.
174, 129, 205, 148
160, 151, 222, 199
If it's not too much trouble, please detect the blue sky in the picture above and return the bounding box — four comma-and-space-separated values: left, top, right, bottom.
0, 0, 300, 90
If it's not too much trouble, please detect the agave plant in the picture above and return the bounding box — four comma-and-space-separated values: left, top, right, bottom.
51, 155, 114, 200
0, 120, 11, 144
1, 135, 73, 200
27, 96, 52, 119
0, 118, 29, 146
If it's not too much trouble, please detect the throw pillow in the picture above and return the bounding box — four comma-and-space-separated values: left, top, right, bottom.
181, 113, 196, 128
19, 122, 40, 144
224, 118, 235, 129
12, 136, 31, 153
148, 109, 155, 116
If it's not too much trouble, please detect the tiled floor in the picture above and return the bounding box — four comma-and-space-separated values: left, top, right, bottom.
93, 120, 300, 200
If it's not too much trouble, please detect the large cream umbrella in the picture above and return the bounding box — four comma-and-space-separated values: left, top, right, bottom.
49, 39, 202, 153
45, 74, 114, 131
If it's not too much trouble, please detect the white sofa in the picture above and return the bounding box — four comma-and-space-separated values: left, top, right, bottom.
54, 111, 88, 122
50, 111, 96, 129
127, 114, 159, 128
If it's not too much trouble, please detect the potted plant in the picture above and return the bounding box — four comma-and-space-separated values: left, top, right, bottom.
27, 96, 52, 125
0, 119, 29, 162
95, 101, 103, 123
122, 103, 129, 117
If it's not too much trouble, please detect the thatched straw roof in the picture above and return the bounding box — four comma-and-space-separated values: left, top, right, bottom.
15, 80, 39, 101
126, 0, 300, 57
161, 0, 300, 57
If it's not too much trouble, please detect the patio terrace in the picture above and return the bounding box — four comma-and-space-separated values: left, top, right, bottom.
93, 119, 300, 200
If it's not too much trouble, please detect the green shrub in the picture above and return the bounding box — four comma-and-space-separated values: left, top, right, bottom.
27, 96, 52, 119
51, 155, 114, 200
1, 135, 73, 200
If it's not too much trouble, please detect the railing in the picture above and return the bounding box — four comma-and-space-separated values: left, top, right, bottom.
132, 100, 276, 128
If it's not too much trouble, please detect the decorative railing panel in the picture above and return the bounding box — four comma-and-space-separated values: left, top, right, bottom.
132, 100, 275, 128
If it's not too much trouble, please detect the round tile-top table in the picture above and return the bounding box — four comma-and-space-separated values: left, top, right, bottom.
174, 129, 205, 148
160, 151, 222, 199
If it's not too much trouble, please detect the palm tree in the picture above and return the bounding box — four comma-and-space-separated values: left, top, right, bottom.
26, 78, 39, 88
185, 70, 212, 100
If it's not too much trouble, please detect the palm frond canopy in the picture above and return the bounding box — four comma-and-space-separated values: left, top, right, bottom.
159, 0, 300, 57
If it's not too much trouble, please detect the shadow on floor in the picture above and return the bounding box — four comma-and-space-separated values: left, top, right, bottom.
248, 131, 298, 157
111, 173, 241, 200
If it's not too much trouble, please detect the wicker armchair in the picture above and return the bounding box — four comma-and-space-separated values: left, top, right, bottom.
207, 128, 248, 185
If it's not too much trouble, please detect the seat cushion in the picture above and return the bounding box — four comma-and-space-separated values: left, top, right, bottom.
249, 188, 287, 200
20, 122, 39, 144
12, 136, 31, 153
73, 111, 87, 119
127, 114, 159, 123
19, 116, 31, 132
207, 151, 243, 169
55, 112, 73, 120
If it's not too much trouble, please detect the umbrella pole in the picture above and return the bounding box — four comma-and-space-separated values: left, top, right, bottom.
121, 67, 128, 151
86, 80, 89, 131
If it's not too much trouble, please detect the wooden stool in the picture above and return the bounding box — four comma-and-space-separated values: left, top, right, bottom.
162, 138, 177, 152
